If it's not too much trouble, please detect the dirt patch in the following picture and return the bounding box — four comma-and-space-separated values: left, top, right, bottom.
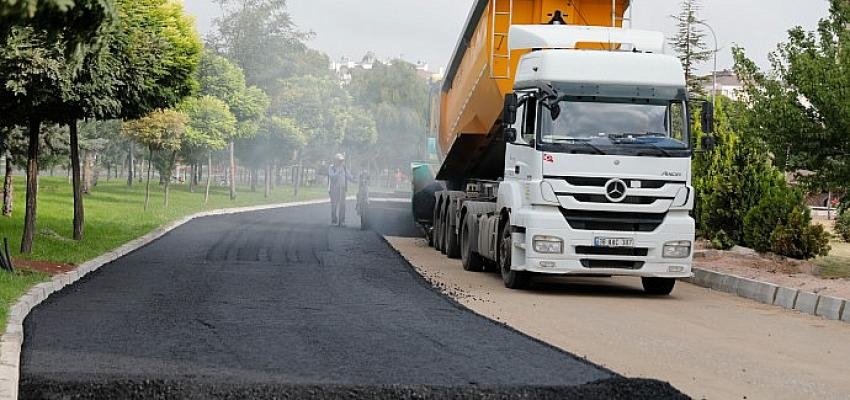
13, 259, 75, 276
694, 241, 850, 299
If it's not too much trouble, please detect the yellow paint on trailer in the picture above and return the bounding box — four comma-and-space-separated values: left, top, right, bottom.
438, 0, 629, 160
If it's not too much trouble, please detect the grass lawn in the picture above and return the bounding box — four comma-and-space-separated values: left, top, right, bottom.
813, 221, 850, 279
0, 176, 326, 328
815, 241, 850, 279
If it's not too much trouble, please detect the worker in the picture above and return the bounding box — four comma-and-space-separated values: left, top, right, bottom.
328, 154, 355, 227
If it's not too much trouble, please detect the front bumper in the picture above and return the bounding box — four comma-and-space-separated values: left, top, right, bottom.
510, 206, 694, 278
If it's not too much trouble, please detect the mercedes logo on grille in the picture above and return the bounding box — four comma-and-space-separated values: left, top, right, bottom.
604, 179, 628, 203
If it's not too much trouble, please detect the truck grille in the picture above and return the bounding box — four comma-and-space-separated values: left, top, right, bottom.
575, 246, 649, 257
571, 194, 661, 205
581, 260, 645, 269
553, 176, 673, 189
562, 210, 664, 232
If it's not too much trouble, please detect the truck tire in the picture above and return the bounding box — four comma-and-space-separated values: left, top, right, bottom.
438, 204, 448, 254
445, 202, 461, 259
642, 277, 676, 295
359, 204, 370, 231
433, 200, 444, 252
461, 215, 484, 271
499, 222, 530, 289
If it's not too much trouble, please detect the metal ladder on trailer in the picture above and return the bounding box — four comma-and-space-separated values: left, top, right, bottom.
612, 0, 634, 28
489, 0, 513, 79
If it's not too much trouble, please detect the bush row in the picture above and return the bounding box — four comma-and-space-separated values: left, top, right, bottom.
693, 98, 831, 259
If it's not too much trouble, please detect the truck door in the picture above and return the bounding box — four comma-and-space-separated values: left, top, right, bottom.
505, 96, 538, 182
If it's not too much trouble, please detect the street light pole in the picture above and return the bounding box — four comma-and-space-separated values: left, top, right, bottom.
696, 20, 719, 109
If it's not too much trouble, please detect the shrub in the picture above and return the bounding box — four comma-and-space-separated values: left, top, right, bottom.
693, 110, 786, 246
743, 188, 804, 252
836, 211, 850, 242
770, 207, 831, 259
709, 230, 735, 250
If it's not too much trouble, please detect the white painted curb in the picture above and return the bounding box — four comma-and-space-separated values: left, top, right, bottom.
685, 266, 850, 325
0, 198, 331, 400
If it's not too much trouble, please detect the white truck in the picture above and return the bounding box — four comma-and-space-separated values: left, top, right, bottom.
414, 0, 712, 295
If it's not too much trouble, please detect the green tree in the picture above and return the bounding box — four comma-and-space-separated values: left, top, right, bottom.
110, 0, 201, 186
348, 60, 428, 177
0, 0, 116, 61
210, 0, 312, 89
111, 0, 202, 121
0, 27, 75, 253
196, 50, 268, 200
693, 96, 786, 248
122, 109, 186, 210
181, 96, 235, 204
270, 74, 348, 195
669, 0, 712, 95
733, 0, 850, 203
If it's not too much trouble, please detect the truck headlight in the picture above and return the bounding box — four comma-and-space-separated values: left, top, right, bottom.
533, 235, 564, 254
663, 241, 692, 258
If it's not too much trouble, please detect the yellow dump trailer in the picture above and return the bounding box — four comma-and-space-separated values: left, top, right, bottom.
436, 0, 630, 182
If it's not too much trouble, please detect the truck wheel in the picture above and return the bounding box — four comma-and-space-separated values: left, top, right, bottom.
359, 207, 369, 231
461, 216, 484, 271
445, 203, 461, 259
433, 203, 444, 252
642, 277, 676, 295
438, 205, 448, 254
499, 222, 530, 289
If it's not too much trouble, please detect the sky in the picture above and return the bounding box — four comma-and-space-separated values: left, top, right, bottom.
183, 0, 832, 74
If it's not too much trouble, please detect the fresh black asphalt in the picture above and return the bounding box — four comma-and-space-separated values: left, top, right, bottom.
20, 200, 688, 399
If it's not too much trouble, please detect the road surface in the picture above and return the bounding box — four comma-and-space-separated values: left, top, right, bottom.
389, 236, 850, 400
20, 201, 685, 399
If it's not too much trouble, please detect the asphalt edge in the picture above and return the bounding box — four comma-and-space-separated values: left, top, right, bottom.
380, 236, 624, 379
0, 198, 333, 400
686, 253, 849, 325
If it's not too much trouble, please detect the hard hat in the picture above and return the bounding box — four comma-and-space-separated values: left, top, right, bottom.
335, 153, 345, 161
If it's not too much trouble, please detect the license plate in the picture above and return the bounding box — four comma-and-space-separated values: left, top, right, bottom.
594, 237, 634, 248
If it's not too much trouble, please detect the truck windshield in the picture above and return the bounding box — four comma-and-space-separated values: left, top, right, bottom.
538, 99, 690, 157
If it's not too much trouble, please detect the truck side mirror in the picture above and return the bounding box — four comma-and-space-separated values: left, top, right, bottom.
504, 127, 517, 143
503, 93, 518, 125
701, 135, 717, 152
700, 101, 715, 134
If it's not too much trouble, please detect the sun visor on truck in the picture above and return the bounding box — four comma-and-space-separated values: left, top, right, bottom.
509, 25, 666, 53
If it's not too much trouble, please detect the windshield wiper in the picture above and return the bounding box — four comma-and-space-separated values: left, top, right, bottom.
604, 134, 678, 156
640, 142, 674, 157
551, 139, 605, 155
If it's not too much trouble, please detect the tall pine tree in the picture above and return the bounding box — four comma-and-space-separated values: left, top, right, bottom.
670, 0, 713, 95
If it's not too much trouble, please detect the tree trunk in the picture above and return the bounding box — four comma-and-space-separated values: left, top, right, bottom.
2, 157, 12, 217
294, 151, 302, 199
127, 141, 134, 187
229, 141, 237, 200
188, 163, 196, 193
69, 121, 84, 241
92, 151, 100, 188
204, 152, 212, 205
164, 152, 176, 208
82, 149, 93, 193
144, 147, 153, 211
250, 168, 258, 192
264, 163, 271, 198
20, 119, 40, 254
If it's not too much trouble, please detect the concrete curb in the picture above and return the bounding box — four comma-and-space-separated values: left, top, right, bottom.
684, 266, 850, 326
0, 198, 331, 400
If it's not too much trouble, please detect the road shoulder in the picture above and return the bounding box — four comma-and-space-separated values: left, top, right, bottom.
387, 236, 850, 400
